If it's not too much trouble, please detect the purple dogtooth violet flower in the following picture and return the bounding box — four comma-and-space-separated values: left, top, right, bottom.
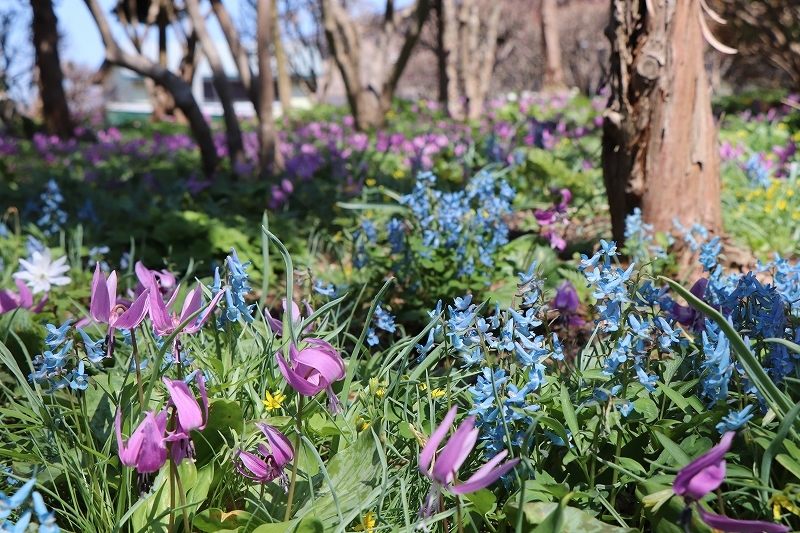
90, 263, 151, 356
133, 261, 177, 302
148, 273, 225, 363
418, 406, 520, 517
0, 278, 48, 314
233, 423, 294, 489
674, 432, 789, 533
163, 371, 209, 464
265, 299, 314, 337
553, 280, 584, 326
115, 408, 169, 485
276, 338, 345, 413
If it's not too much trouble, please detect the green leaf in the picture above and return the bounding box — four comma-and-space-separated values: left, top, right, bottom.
657, 383, 690, 413
560, 384, 583, 452
761, 401, 800, 489
637, 481, 712, 533
653, 432, 691, 467
194, 399, 244, 466
465, 489, 497, 516
633, 397, 659, 423
505, 496, 635, 533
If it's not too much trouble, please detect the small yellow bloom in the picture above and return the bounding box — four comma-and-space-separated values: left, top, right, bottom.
356, 417, 371, 432
793, 131, 800, 142
777, 122, 788, 131
788, 190, 795, 197
738, 205, 746, 213
393, 169, 404, 179
737, 130, 747, 138
262, 390, 286, 410
417, 382, 427, 392
793, 212, 800, 220
354, 511, 376, 532
765, 204, 773, 213
386, 110, 395, 118
777, 200, 788, 211
430, 388, 446, 400
769, 493, 800, 520
365, 178, 376, 187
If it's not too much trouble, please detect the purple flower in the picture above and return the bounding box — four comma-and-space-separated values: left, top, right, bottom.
115, 409, 169, 474
149, 274, 225, 363
671, 278, 708, 333
553, 280, 584, 326
265, 299, 314, 337
0, 279, 48, 314
233, 423, 294, 489
163, 372, 209, 464
276, 339, 345, 413
133, 261, 177, 302
674, 432, 789, 533
418, 406, 519, 517
90, 263, 150, 356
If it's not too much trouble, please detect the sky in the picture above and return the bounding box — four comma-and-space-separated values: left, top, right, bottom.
54, 0, 241, 68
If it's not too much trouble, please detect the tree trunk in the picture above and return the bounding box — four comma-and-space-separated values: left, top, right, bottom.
541, 0, 566, 91
83, 0, 219, 174
30, 0, 73, 138
257, 0, 283, 175
185, 0, 244, 167
467, 0, 500, 120
602, 0, 721, 245
273, 0, 292, 115
436, 0, 461, 119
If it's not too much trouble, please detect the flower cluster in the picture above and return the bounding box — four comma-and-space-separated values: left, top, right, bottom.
0, 478, 60, 532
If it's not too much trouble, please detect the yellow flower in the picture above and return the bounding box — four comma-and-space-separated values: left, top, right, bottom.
393, 169, 404, 179
737, 130, 747, 138
777, 200, 788, 211
430, 388, 446, 400
769, 493, 800, 520
369, 377, 387, 398
765, 204, 773, 213
738, 205, 746, 213
793, 131, 800, 142
365, 178, 376, 187
262, 390, 286, 410
356, 417, 371, 432
777, 122, 788, 131
417, 382, 427, 392
354, 511, 376, 532
793, 212, 800, 220
788, 190, 795, 197
386, 110, 395, 118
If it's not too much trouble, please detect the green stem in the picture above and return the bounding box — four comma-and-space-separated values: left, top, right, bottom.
456, 496, 464, 533
284, 395, 304, 521
173, 461, 192, 533
130, 328, 144, 408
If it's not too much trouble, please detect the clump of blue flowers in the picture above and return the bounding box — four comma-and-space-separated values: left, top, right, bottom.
0, 477, 60, 532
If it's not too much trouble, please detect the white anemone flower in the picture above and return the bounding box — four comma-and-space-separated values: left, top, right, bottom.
13, 249, 71, 294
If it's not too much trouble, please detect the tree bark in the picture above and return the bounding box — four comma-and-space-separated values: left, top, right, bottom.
30, 0, 73, 138
273, 0, 292, 115
210, 0, 258, 108
436, 0, 461, 118
602, 0, 722, 245
541, 0, 566, 91
185, 0, 244, 167
83, 0, 219, 174
321, 0, 429, 130
257, 0, 283, 174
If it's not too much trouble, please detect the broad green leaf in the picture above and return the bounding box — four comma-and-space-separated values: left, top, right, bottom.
505, 497, 635, 533
637, 481, 712, 533
465, 489, 497, 516
633, 397, 659, 423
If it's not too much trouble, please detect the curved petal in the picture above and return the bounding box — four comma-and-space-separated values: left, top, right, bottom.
449, 457, 520, 495
233, 450, 273, 482
149, 274, 174, 335
432, 417, 478, 484
685, 462, 726, 501
697, 507, 790, 533
181, 287, 204, 322
15, 278, 33, 309
294, 347, 345, 385
674, 432, 734, 500
277, 352, 325, 396
114, 288, 150, 330
106, 271, 118, 307
0, 290, 17, 313
32, 293, 49, 314
419, 406, 458, 477
184, 287, 225, 334
90, 263, 110, 323
136, 410, 169, 473
135, 261, 152, 288
265, 311, 284, 336
301, 300, 314, 333
163, 377, 204, 432
257, 423, 294, 465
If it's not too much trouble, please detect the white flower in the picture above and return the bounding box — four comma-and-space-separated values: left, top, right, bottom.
13, 249, 71, 294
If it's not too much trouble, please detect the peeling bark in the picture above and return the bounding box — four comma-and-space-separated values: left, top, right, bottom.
602, 0, 721, 245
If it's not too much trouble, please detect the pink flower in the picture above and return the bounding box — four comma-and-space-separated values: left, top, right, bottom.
0, 279, 48, 314
418, 406, 519, 517
133, 261, 177, 302
148, 274, 225, 362
90, 263, 150, 356
234, 423, 294, 489
115, 409, 168, 474
265, 299, 314, 337
163, 371, 208, 464
276, 339, 345, 413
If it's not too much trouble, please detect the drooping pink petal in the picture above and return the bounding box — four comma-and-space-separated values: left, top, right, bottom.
116, 409, 169, 474
419, 406, 458, 477
90, 263, 111, 323
106, 271, 118, 310
233, 450, 274, 482
449, 451, 519, 494
276, 352, 323, 396
432, 415, 478, 484
163, 377, 205, 433
15, 278, 33, 309
114, 289, 150, 330
149, 274, 175, 336
0, 289, 16, 312
180, 287, 204, 322
257, 422, 294, 466
696, 507, 790, 533
182, 287, 225, 334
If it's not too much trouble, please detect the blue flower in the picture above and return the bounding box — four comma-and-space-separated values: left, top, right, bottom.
617, 401, 634, 417
374, 304, 397, 333
68, 361, 89, 391
32, 491, 59, 533
313, 280, 338, 298
716, 405, 755, 434
45, 319, 73, 349
0, 478, 36, 519
77, 328, 105, 364
366, 328, 379, 346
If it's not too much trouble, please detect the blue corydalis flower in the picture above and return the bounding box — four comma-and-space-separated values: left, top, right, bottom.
716, 405, 755, 434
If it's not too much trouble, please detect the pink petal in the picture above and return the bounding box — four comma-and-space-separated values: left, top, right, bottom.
257, 423, 294, 465
107, 271, 118, 308
163, 377, 204, 432
183, 287, 225, 334
233, 450, 273, 481
265, 311, 284, 336
432, 416, 478, 483
276, 351, 324, 396
135, 261, 152, 288
15, 278, 33, 308
149, 274, 174, 335
90, 263, 110, 323
674, 431, 734, 501
697, 507, 790, 533
0, 290, 16, 312
114, 289, 150, 330
180, 287, 203, 322
419, 406, 458, 477
449, 457, 520, 495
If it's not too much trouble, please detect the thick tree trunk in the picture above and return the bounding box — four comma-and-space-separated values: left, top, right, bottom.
436, 0, 461, 119
185, 0, 244, 167
541, 0, 566, 91
210, 0, 257, 109
321, 0, 428, 131
257, 0, 283, 174
31, 0, 73, 138
273, 0, 292, 115
84, 0, 219, 174
602, 0, 721, 245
